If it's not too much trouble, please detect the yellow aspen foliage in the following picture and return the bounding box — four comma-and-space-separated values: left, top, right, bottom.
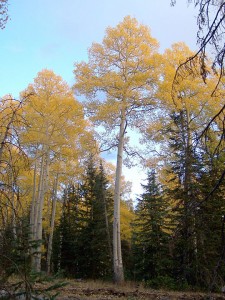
74, 15, 160, 130
120, 201, 135, 241
21, 69, 85, 149
158, 42, 221, 115
146, 42, 223, 144
19, 69, 95, 271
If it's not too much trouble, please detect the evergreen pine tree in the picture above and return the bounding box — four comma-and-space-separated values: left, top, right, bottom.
80, 159, 113, 279
132, 170, 172, 287
53, 184, 85, 277
53, 158, 113, 279
191, 131, 225, 290
164, 111, 225, 290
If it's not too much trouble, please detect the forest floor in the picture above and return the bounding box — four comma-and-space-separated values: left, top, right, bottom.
37, 279, 225, 300
2, 278, 225, 300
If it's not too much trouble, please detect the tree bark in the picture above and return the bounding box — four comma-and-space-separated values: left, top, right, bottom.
102, 180, 112, 260
33, 154, 45, 272
113, 109, 125, 284
30, 158, 37, 241
47, 173, 58, 274
32, 147, 50, 272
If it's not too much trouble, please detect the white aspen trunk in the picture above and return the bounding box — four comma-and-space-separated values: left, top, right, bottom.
113, 109, 125, 284
32, 154, 44, 271
34, 148, 50, 272
34, 155, 44, 241
102, 182, 112, 260
47, 173, 58, 274
30, 159, 37, 241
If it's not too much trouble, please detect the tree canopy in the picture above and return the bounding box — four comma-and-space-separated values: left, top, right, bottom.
0, 12, 225, 294
0, 0, 9, 29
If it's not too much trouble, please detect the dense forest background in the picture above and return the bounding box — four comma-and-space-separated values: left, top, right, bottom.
0, 0, 225, 296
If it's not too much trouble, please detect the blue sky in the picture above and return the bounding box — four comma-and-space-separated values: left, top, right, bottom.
1, 0, 197, 98
0, 0, 198, 198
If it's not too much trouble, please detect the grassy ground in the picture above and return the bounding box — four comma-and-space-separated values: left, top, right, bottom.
2, 278, 225, 299
37, 279, 225, 300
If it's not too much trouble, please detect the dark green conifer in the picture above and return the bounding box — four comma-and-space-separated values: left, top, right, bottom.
53, 158, 113, 279
133, 170, 171, 287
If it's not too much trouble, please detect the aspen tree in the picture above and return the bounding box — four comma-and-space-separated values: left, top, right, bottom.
73, 16, 160, 283
22, 69, 87, 272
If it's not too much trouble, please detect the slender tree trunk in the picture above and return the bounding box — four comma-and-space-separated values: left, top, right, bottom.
34, 155, 44, 239
32, 154, 45, 271
113, 109, 125, 284
102, 181, 112, 260
32, 148, 50, 272
30, 159, 37, 241
30, 160, 37, 269
9, 155, 17, 240
47, 173, 59, 274
31, 155, 43, 270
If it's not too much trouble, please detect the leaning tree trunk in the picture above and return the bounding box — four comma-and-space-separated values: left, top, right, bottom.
113, 109, 125, 284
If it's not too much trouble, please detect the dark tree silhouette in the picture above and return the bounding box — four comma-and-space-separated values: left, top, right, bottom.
0, 0, 9, 29
171, 1, 225, 89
